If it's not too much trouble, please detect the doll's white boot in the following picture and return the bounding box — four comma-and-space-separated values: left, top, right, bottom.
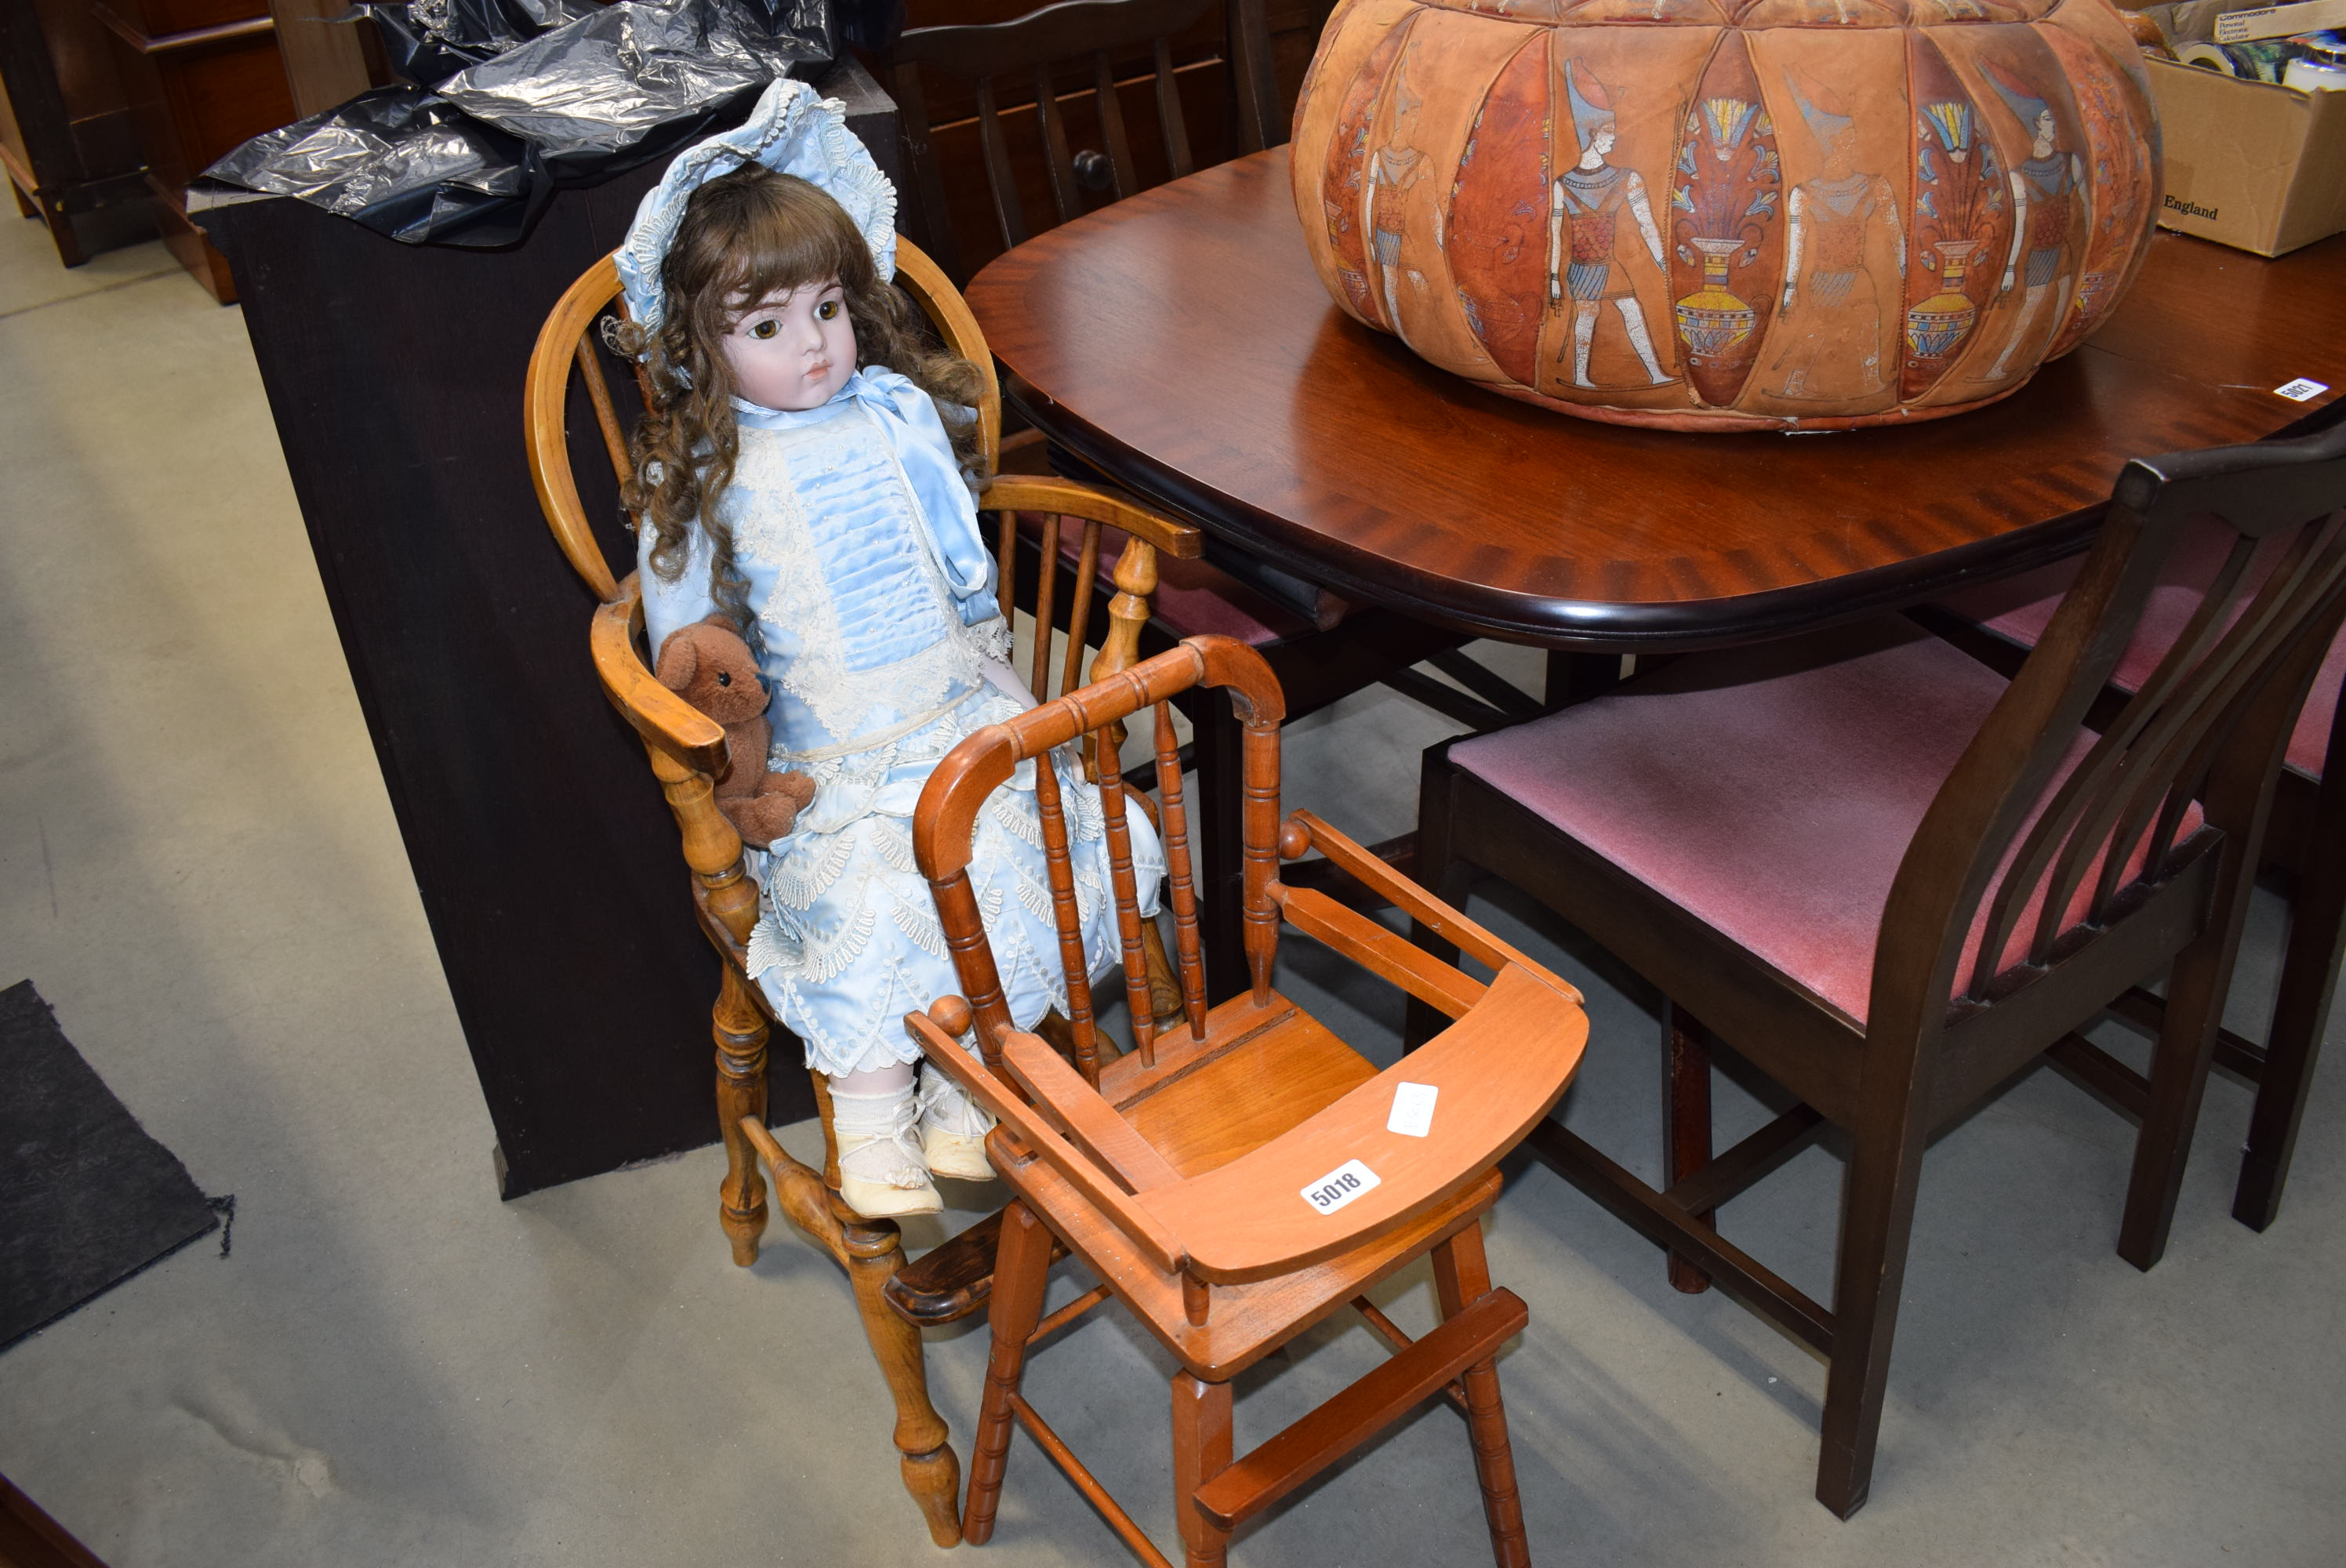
917, 1066, 997, 1182
830, 1083, 942, 1218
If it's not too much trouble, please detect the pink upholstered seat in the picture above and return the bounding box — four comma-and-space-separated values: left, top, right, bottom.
1939, 521, 2346, 781
1450, 619, 2200, 1024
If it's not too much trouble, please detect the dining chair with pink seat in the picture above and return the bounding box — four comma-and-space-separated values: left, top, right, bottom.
1407, 419, 2346, 1518
1919, 514, 2346, 1236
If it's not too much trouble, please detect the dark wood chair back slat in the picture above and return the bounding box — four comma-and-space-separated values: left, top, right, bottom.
1887, 420, 2346, 1023
1090, 49, 1138, 198
1032, 62, 1084, 227
971, 74, 1030, 255
1154, 37, 1196, 178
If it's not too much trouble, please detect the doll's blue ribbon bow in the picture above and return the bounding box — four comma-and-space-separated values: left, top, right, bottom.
732, 367, 997, 628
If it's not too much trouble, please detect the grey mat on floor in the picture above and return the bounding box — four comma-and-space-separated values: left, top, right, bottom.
1, 982, 218, 1352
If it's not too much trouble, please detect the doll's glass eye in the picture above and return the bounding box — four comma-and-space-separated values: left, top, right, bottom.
749, 319, 779, 339
816, 298, 841, 321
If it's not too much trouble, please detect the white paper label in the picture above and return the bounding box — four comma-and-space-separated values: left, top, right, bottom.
2275, 379, 2329, 403
1387, 1082, 1439, 1138
1301, 1159, 1381, 1216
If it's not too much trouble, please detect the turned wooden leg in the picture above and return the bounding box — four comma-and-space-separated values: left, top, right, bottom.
1664, 1004, 1716, 1294
741, 1115, 958, 1547
1171, 1372, 1235, 1568
713, 967, 770, 1266
833, 1191, 964, 1548
1140, 919, 1186, 1024
964, 1200, 1053, 1544
1433, 1225, 1531, 1568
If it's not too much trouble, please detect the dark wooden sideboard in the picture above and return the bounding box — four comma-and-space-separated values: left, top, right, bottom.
87, 0, 296, 299
0, 0, 151, 264
194, 60, 902, 1198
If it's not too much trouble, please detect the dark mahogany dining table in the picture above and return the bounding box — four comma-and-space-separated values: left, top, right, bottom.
968, 147, 2346, 655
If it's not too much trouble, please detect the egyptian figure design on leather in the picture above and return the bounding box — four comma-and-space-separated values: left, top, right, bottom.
1327, 112, 1375, 318
1364, 56, 1434, 336
1548, 60, 1672, 390
1763, 68, 1904, 402
1979, 60, 2082, 383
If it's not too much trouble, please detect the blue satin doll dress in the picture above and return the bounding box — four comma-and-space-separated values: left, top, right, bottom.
641, 367, 1164, 1075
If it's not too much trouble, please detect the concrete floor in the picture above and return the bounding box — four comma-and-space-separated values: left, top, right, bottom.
2, 209, 2341, 1567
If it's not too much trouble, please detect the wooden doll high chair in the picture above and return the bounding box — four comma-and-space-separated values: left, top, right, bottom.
905, 634, 1590, 1566
524, 235, 1203, 1545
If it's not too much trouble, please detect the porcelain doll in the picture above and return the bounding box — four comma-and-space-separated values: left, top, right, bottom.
616, 81, 1163, 1218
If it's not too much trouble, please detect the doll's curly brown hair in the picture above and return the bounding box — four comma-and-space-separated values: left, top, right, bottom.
617, 165, 984, 639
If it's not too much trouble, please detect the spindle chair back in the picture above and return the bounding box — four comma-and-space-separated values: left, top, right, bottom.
906, 634, 1590, 1566
522, 235, 1204, 1548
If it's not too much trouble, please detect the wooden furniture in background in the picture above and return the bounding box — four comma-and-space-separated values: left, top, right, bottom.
525, 234, 1207, 1545
0, 1469, 107, 1568
968, 147, 2346, 986
1412, 419, 2346, 1517
886, 0, 1317, 285
266, 0, 373, 120
191, 61, 901, 1198
84, 0, 296, 300
907, 633, 1588, 1566
881, 0, 1276, 282
0, 0, 149, 265
968, 148, 2346, 653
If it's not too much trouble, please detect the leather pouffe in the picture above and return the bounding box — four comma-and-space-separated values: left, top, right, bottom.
1291, 0, 2160, 430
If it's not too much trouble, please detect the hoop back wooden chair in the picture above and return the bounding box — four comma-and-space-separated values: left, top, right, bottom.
1415, 419, 2346, 1518
523, 236, 1204, 1545
906, 634, 1589, 1566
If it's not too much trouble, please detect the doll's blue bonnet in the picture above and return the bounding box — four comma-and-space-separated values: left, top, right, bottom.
617, 77, 898, 345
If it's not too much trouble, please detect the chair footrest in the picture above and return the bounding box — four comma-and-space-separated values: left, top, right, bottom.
884, 1210, 1066, 1327
1191, 1288, 1528, 1531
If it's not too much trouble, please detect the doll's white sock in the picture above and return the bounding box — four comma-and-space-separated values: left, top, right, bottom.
829, 1078, 929, 1189
917, 1061, 994, 1138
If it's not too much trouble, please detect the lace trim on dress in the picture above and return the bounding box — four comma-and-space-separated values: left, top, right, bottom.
733, 432, 1008, 750
743, 683, 1163, 1075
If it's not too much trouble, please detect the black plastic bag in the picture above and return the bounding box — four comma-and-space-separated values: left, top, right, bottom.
438, 0, 828, 169
202, 89, 549, 246
363, 0, 603, 89
202, 0, 833, 247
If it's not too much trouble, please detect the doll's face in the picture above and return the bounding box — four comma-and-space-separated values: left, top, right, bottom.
722, 278, 855, 412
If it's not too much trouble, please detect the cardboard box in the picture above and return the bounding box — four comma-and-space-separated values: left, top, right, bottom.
2147, 57, 2346, 255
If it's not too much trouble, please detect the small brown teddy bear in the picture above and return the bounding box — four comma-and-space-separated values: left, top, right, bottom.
655, 615, 817, 848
